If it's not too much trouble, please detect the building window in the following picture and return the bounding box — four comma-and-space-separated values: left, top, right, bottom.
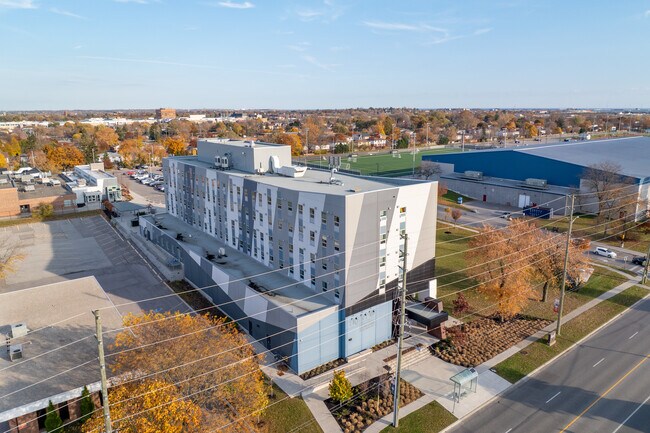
334, 289, 340, 300
322, 281, 328, 292
321, 235, 327, 248
309, 207, 315, 222
322, 261, 327, 270
321, 212, 327, 225
298, 204, 303, 214
309, 231, 315, 245
288, 201, 293, 211
334, 215, 340, 227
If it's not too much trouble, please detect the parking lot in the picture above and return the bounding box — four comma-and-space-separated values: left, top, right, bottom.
0, 215, 191, 316
114, 167, 166, 206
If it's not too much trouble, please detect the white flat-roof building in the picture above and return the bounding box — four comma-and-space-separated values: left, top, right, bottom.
62, 163, 122, 206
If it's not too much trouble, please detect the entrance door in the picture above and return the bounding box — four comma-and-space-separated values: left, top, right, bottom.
518, 194, 531, 208
482, 194, 487, 202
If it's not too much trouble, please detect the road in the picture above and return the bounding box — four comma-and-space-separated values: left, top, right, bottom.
448, 295, 650, 433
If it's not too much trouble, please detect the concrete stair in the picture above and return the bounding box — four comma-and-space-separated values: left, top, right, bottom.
385, 344, 433, 372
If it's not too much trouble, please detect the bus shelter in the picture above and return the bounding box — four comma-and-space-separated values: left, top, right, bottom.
450, 368, 478, 412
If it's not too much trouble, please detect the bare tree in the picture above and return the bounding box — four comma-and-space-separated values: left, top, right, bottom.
0, 239, 23, 280
582, 162, 638, 235
451, 208, 462, 226
418, 160, 442, 179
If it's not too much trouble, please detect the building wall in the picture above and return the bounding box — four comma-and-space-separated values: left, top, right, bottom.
197, 140, 292, 174
440, 177, 569, 214
0, 188, 77, 218
423, 151, 587, 188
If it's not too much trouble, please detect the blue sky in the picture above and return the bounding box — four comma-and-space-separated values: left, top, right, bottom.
1, 0, 649, 110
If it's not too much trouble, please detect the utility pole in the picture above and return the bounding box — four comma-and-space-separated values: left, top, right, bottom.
392, 233, 408, 428
556, 195, 575, 336
93, 310, 113, 433
426, 122, 429, 147
411, 133, 416, 178
461, 131, 465, 152
641, 242, 650, 285
305, 127, 309, 154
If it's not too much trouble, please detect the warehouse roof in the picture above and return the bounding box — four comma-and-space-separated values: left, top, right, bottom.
514, 136, 650, 180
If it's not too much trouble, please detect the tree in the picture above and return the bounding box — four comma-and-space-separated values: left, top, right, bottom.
438, 182, 448, 197
164, 136, 188, 156
79, 385, 95, 424
111, 312, 268, 432
417, 161, 442, 180
465, 220, 539, 320
0, 153, 6, 169
44, 401, 63, 432
582, 162, 637, 235
94, 126, 119, 152
46, 144, 85, 171
329, 370, 353, 404
1, 238, 24, 280
452, 293, 471, 316
270, 132, 302, 156
531, 229, 588, 302
81, 380, 201, 433
451, 208, 462, 226
333, 143, 349, 154
36, 202, 54, 218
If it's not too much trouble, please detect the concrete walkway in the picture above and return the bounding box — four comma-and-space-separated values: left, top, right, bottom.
296, 275, 646, 433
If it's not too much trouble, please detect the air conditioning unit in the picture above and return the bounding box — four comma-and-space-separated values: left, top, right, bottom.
11, 323, 28, 338
462, 170, 483, 180
9, 344, 23, 361
525, 178, 548, 189
218, 247, 226, 256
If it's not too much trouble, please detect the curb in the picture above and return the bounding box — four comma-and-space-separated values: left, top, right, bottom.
439, 289, 649, 433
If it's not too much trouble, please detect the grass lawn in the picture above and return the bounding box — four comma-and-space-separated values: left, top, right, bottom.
494, 285, 647, 383
546, 214, 650, 254
380, 401, 457, 433
260, 384, 323, 433
305, 147, 458, 175
0, 209, 102, 228
442, 190, 473, 204
435, 227, 628, 322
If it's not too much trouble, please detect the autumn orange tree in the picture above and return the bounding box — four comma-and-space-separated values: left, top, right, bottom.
110, 312, 268, 432
164, 136, 188, 156
81, 379, 201, 433
270, 132, 303, 156
465, 220, 539, 320
94, 126, 119, 152
45, 144, 85, 171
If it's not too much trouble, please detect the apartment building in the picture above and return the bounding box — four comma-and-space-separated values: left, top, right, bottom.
149, 139, 438, 373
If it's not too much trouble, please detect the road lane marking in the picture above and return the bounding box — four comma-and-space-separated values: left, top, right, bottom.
546, 391, 561, 403
505, 429, 512, 433
628, 332, 638, 339
593, 358, 605, 367
560, 353, 649, 433
611, 394, 650, 433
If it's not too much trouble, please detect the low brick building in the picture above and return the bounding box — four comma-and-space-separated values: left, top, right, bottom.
0, 176, 77, 218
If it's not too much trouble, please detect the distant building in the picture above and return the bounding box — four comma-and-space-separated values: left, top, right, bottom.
60, 163, 122, 207
423, 136, 650, 218
141, 139, 441, 374
155, 108, 176, 120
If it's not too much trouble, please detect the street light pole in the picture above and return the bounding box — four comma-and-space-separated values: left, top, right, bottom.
556, 194, 576, 336
641, 242, 650, 285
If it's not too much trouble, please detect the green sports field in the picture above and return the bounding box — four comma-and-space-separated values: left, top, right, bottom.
303, 147, 458, 176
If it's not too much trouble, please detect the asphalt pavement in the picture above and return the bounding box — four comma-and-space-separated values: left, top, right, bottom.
448, 296, 650, 433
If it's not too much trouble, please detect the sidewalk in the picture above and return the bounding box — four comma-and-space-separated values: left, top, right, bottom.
298, 274, 646, 433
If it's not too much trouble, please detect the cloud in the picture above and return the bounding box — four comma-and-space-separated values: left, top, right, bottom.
287, 41, 310, 52
302, 55, 337, 72
362, 21, 446, 33
113, 0, 157, 4
294, 0, 346, 23
473, 28, 492, 35
50, 7, 86, 19
214, 1, 254, 8
645, 10, 650, 18
329, 45, 349, 52
0, 0, 37, 9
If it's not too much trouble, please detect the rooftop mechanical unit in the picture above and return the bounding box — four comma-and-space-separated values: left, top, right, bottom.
461, 170, 484, 180
524, 178, 548, 189
11, 322, 28, 338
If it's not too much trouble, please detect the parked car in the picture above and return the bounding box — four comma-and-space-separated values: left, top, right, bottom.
594, 247, 617, 258
149, 181, 163, 187
631, 256, 647, 266
156, 185, 165, 192
141, 178, 154, 185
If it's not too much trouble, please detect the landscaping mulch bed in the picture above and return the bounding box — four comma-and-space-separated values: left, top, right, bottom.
299, 358, 347, 380
326, 374, 423, 433
371, 338, 396, 352
431, 315, 551, 367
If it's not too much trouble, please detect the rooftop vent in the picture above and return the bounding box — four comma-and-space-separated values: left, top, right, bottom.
461, 170, 483, 180
11, 323, 28, 338
524, 178, 548, 189
8, 344, 23, 361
